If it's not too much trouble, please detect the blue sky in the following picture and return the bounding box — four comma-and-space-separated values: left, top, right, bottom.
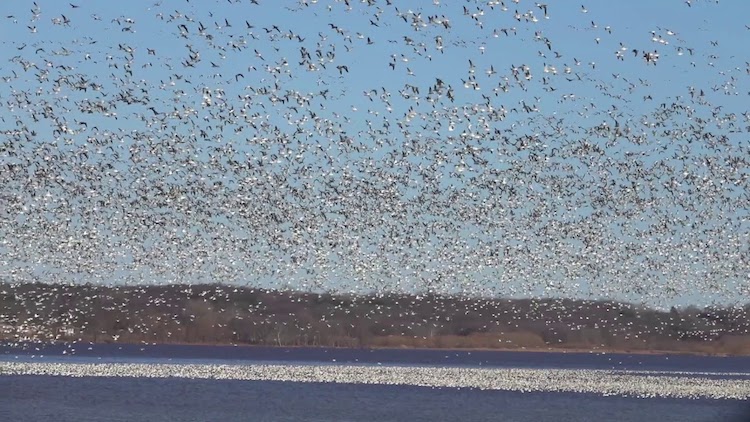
2, 0, 745, 122
0, 1, 748, 308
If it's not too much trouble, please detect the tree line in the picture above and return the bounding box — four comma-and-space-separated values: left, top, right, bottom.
2, 282, 750, 355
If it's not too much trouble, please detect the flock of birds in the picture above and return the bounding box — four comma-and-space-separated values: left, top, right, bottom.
2, 361, 749, 400
0, 0, 748, 313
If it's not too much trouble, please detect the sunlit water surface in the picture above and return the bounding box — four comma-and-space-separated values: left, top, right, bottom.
1, 344, 749, 422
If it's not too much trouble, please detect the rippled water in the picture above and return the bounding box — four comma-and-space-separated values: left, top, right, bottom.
1, 344, 749, 421
2, 375, 749, 422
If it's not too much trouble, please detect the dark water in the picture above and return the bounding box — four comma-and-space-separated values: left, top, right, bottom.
1, 375, 749, 422
4, 342, 750, 372
2, 343, 749, 421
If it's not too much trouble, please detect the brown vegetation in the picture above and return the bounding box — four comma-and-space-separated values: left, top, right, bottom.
2, 282, 750, 355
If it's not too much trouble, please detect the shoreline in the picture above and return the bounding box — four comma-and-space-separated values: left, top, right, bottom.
5, 283, 750, 358
4, 340, 748, 358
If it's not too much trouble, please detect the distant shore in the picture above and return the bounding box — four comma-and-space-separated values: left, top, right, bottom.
3, 282, 750, 357
4, 339, 747, 358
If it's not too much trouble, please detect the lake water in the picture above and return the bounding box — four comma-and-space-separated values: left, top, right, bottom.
5, 342, 750, 372
1, 343, 749, 422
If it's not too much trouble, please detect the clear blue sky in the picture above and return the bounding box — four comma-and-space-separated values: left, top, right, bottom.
0, 1, 747, 308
